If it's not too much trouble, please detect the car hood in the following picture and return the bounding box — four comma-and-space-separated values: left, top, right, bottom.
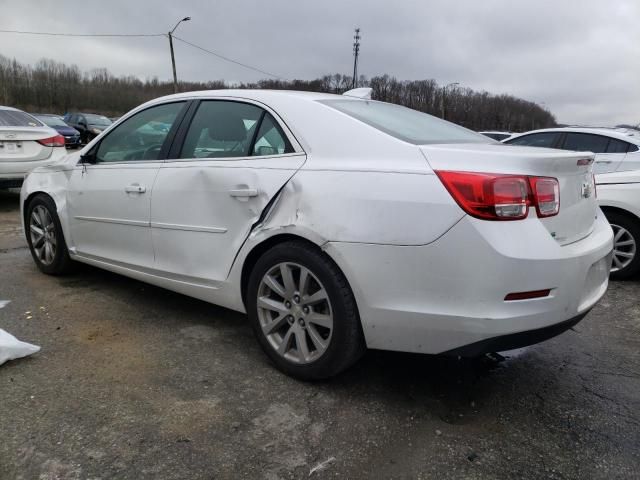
88, 124, 108, 131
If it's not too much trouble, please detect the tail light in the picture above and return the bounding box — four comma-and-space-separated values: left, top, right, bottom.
435, 170, 560, 221
37, 135, 65, 147
529, 177, 560, 217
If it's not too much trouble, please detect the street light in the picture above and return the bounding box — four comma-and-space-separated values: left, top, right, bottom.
441, 82, 459, 119
168, 16, 191, 93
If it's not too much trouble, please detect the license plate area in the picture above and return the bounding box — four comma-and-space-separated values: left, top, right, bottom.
1, 141, 21, 154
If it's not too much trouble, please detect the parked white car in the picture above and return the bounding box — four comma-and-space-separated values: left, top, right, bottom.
20, 90, 612, 379
0, 106, 67, 189
505, 127, 640, 278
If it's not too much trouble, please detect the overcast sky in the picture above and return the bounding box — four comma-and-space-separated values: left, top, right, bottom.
1, 0, 638, 126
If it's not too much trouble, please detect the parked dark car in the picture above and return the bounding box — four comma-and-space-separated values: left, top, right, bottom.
63, 112, 112, 144
33, 114, 81, 148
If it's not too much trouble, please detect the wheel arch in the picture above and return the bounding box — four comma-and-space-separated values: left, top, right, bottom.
600, 205, 640, 225
240, 233, 327, 307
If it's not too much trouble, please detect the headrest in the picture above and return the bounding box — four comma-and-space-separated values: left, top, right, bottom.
205, 111, 247, 142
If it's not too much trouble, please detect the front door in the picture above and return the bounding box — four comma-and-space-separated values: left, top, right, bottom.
66, 101, 188, 268
150, 99, 306, 283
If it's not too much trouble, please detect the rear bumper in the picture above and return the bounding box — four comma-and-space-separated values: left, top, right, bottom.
443, 310, 589, 357
0, 150, 66, 180
325, 210, 613, 354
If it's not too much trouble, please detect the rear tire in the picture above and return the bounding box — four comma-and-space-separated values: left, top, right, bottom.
604, 210, 640, 280
247, 241, 365, 380
25, 194, 74, 275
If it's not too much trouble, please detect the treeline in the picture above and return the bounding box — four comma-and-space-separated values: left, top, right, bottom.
0, 56, 556, 131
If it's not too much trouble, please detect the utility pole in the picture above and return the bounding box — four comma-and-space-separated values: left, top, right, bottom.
352, 28, 361, 89
168, 16, 191, 94
441, 82, 459, 119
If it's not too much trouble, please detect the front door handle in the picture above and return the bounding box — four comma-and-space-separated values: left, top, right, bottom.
125, 183, 146, 194
229, 188, 258, 198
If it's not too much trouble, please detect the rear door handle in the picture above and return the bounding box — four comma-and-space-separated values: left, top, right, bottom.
125, 184, 146, 194
595, 161, 612, 164
229, 188, 258, 198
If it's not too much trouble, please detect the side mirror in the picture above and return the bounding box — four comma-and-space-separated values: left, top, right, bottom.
80, 151, 97, 165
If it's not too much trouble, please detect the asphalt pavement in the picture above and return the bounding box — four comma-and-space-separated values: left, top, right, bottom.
0, 189, 638, 479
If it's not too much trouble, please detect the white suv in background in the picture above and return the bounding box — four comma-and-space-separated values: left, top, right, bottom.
0, 106, 67, 189
506, 127, 640, 278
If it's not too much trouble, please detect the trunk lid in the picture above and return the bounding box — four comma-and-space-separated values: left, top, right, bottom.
421, 143, 598, 245
0, 126, 55, 162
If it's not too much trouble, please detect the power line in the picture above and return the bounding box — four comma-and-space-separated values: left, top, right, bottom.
172, 35, 286, 80
0, 29, 164, 38
0, 28, 286, 81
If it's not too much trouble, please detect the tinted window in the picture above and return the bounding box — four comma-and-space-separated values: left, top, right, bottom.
606, 138, 631, 153
506, 132, 560, 148
562, 133, 608, 153
96, 102, 184, 162
320, 99, 489, 145
0, 110, 44, 127
482, 132, 511, 141
85, 114, 111, 126
180, 101, 264, 159
252, 113, 292, 156
628, 143, 639, 152
36, 115, 67, 127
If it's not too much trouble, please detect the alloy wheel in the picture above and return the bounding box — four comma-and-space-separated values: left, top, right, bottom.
29, 205, 57, 266
610, 223, 636, 273
257, 262, 333, 364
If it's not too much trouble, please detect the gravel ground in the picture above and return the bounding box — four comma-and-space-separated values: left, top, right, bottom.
0, 189, 639, 479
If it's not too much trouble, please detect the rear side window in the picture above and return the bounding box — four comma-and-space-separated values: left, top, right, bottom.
606, 138, 632, 153
562, 133, 608, 153
506, 132, 560, 148
180, 101, 288, 159
0, 110, 43, 127
252, 113, 292, 156
320, 99, 489, 145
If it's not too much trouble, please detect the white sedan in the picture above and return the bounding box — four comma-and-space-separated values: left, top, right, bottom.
20, 89, 613, 379
506, 127, 640, 278
0, 106, 67, 189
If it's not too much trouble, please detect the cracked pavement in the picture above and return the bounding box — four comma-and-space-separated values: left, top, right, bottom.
0, 189, 639, 479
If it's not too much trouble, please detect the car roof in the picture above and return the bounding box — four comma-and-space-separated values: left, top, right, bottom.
0, 105, 23, 112
510, 127, 640, 144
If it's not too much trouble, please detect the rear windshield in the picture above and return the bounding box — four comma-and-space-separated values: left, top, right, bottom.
36, 115, 67, 127
84, 114, 112, 126
319, 99, 490, 145
0, 110, 44, 127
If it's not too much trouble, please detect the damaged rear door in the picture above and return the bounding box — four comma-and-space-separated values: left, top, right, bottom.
150, 99, 305, 283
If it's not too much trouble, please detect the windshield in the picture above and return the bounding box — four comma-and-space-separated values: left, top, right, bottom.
319, 99, 490, 145
36, 115, 67, 127
0, 110, 44, 127
85, 114, 112, 126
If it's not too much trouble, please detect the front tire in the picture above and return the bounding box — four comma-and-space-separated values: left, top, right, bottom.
604, 210, 640, 280
25, 194, 74, 275
247, 241, 365, 380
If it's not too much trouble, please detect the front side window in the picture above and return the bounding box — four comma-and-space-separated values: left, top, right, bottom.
562, 133, 609, 154
506, 132, 560, 148
320, 99, 489, 145
180, 101, 264, 159
96, 102, 185, 162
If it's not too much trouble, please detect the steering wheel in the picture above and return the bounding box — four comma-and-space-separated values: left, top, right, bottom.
142, 144, 162, 160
